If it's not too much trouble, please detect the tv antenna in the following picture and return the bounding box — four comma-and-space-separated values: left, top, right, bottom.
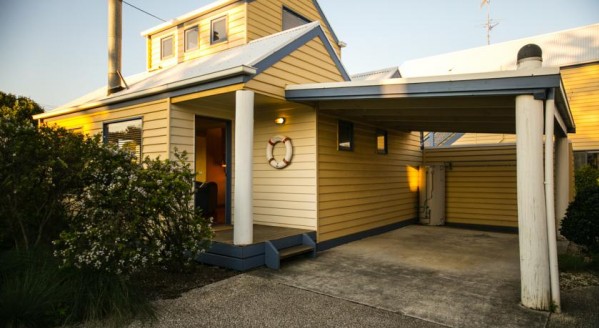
481, 0, 500, 45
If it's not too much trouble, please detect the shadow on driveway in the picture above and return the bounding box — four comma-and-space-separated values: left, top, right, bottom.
252, 225, 548, 328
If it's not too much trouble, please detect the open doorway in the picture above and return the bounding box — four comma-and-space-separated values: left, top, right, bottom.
195, 116, 231, 225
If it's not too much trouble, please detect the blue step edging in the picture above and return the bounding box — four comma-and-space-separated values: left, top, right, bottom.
197, 220, 419, 271
264, 233, 317, 269
197, 231, 317, 271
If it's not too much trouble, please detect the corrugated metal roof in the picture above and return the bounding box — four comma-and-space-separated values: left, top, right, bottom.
351, 67, 401, 81
401, 23, 599, 77
45, 22, 323, 115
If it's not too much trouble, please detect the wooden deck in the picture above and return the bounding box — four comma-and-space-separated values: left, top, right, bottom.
212, 224, 313, 244
198, 224, 316, 271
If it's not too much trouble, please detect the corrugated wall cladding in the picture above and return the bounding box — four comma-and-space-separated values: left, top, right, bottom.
247, 0, 340, 56
245, 36, 345, 98
253, 105, 317, 230
424, 145, 518, 228
42, 100, 170, 159
317, 114, 422, 242
148, 2, 246, 71
561, 63, 599, 151
453, 133, 516, 146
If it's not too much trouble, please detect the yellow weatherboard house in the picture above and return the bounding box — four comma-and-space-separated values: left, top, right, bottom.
33, 0, 595, 312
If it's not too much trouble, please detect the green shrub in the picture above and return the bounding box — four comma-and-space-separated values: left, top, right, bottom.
0, 248, 155, 327
54, 150, 213, 275
561, 185, 599, 253
575, 165, 599, 194
1, 92, 99, 250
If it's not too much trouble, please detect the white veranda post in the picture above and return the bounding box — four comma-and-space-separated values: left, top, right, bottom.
544, 95, 561, 312
555, 136, 570, 236
515, 44, 550, 310
234, 90, 254, 245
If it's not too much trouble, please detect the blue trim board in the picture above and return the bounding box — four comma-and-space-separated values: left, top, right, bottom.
286, 75, 562, 101
317, 218, 418, 252
445, 222, 518, 234
253, 24, 351, 81
312, 0, 340, 44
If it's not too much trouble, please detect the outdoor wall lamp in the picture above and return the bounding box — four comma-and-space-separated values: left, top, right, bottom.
274, 117, 286, 125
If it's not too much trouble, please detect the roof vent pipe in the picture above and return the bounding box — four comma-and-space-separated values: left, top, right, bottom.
107, 0, 124, 95
517, 44, 543, 70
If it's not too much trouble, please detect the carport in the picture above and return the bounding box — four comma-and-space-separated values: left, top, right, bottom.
285, 46, 576, 311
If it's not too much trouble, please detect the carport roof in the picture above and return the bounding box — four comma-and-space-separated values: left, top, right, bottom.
286, 67, 575, 134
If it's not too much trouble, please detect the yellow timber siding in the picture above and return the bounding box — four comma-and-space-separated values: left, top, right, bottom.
244, 37, 345, 99
170, 97, 317, 230
253, 104, 317, 230
169, 102, 234, 166
247, 0, 341, 56
41, 99, 170, 159
148, 2, 247, 71
424, 144, 518, 228
453, 63, 599, 150
561, 63, 599, 151
317, 114, 422, 242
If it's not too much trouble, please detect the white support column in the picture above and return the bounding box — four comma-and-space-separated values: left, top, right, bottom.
516, 94, 551, 310
555, 137, 570, 236
544, 96, 561, 312
233, 90, 254, 245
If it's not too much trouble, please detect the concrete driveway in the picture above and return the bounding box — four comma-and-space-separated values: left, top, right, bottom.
254, 225, 548, 328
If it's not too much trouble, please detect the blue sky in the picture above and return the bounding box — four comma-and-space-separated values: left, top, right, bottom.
0, 0, 597, 110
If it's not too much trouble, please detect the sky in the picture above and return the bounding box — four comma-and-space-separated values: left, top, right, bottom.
0, 0, 597, 110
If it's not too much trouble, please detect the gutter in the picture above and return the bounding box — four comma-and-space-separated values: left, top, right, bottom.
34, 65, 256, 120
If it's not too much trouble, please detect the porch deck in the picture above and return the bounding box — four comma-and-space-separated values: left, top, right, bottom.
198, 224, 316, 271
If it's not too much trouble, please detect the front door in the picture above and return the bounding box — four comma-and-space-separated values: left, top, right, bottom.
195, 116, 230, 225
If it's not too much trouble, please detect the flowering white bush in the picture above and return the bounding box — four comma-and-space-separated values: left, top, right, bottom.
54, 149, 213, 275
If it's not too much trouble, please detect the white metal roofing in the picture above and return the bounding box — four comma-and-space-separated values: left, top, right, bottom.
37, 22, 323, 119
400, 23, 599, 77
351, 67, 401, 81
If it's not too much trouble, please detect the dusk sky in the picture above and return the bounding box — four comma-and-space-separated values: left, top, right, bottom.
0, 0, 597, 110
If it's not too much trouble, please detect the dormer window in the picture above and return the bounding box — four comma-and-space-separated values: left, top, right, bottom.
160, 36, 174, 60
184, 26, 199, 52
282, 7, 310, 30
211, 16, 228, 44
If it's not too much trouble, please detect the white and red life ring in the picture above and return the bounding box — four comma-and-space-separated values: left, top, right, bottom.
266, 136, 293, 169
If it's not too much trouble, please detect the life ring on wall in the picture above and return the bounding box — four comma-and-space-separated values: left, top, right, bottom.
266, 136, 293, 169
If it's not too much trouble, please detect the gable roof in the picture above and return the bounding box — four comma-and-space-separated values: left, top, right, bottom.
351, 67, 401, 81
401, 23, 599, 77
35, 21, 349, 120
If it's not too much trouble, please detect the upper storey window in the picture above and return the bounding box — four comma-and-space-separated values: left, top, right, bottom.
160, 36, 174, 60
282, 7, 310, 30
211, 16, 228, 44
184, 26, 199, 52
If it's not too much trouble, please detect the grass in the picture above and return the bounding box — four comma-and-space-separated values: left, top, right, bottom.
559, 253, 599, 272
0, 248, 155, 328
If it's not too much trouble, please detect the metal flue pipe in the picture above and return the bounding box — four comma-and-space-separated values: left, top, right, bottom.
107, 0, 123, 95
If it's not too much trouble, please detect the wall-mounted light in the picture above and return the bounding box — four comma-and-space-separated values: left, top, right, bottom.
274, 117, 286, 125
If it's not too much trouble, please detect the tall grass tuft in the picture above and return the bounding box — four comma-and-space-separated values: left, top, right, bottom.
0, 248, 155, 327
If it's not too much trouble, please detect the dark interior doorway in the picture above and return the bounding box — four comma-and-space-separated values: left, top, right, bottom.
195, 116, 230, 225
